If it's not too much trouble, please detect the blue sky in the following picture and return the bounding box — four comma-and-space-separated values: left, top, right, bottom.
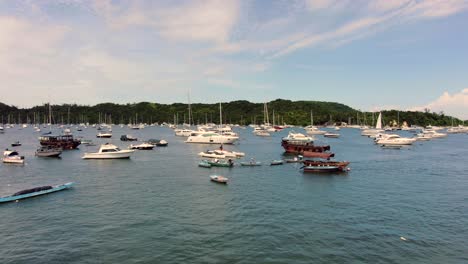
0, 0, 467, 118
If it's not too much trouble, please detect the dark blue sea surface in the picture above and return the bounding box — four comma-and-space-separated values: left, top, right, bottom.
0, 126, 467, 263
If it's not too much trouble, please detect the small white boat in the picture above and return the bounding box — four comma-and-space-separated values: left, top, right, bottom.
210, 175, 228, 184
198, 151, 225, 159
96, 132, 112, 138
129, 143, 154, 150
324, 132, 340, 138
2, 150, 24, 164
82, 143, 134, 159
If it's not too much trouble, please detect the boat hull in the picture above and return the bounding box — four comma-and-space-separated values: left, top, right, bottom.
0, 182, 74, 203
82, 150, 134, 159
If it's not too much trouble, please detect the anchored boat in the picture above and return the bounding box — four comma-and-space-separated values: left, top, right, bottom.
82, 143, 134, 159
0, 182, 74, 203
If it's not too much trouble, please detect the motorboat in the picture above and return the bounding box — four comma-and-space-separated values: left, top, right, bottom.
240, 159, 262, 166
81, 139, 96, 146
304, 126, 326, 135
120, 135, 138, 141
205, 159, 234, 167
185, 132, 239, 144
324, 132, 340, 138
0, 182, 74, 203
282, 131, 314, 142
422, 130, 447, 138
82, 143, 134, 159
270, 160, 284, 165
198, 151, 225, 159
210, 175, 228, 184
174, 129, 195, 137
198, 160, 212, 168
147, 139, 168, 146
129, 143, 154, 150
375, 134, 416, 145
11, 141, 21, 147
254, 130, 270, 137
415, 133, 432, 141
35, 146, 62, 157
97, 132, 112, 138
2, 150, 25, 164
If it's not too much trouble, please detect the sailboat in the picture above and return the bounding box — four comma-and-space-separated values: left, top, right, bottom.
304, 111, 326, 135
361, 112, 384, 136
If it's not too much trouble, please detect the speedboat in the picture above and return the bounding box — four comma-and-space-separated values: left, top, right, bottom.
129, 143, 154, 150
0, 182, 74, 203
11, 141, 21, 147
2, 150, 25, 164
210, 175, 228, 184
82, 143, 134, 159
35, 146, 62, 157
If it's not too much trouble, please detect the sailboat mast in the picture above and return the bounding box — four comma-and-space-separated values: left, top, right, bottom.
219, 102, 222, 127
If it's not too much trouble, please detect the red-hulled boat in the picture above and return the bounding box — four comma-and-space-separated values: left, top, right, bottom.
302, 160, 350, 173
39, 134, 81, 150
281, 139, 331, 154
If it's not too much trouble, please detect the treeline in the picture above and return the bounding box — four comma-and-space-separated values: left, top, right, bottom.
0, 100, 464, 127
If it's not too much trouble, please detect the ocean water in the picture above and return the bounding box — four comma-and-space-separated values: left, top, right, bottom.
0, 126, 467, 263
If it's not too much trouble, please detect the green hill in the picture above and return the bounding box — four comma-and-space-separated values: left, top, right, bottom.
0, 100, 464, 127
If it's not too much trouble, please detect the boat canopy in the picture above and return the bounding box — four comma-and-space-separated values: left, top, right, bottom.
13, 186, 52, 196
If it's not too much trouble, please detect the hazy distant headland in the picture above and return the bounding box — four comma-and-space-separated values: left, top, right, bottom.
0, 99, 464, 126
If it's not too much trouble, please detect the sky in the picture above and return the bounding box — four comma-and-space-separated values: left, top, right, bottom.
0, 0, 467, 119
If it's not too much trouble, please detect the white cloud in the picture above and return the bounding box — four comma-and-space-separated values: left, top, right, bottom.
409, 89, 468, 119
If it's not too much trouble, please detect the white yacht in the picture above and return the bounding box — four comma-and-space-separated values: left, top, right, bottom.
175, 128, 195, 137
2, 150, 24, 164
375, 134, 416, 145
282, 131, 314, 142
304, 126, 326, 135
82, 144, 134, 159
185, 132, 239, 144
422, 130, 447, 138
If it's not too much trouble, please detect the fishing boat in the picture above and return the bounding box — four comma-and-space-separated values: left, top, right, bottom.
281, 139, 330, 155
35, 146, 62, 157
39, 134, 81, 150
198, 160, 212, 168
210, 175, 228, 184
11, 141, 21, 147
302, 160, 350, 173
96, 132, 112, 138
129, 143, 154, 150
0, 182, 74, 203
2, 150, 25, 164
120, 135, 138, 141
270, 160, 284, 165
82, 143, 134, 159
240, 159, 262, 166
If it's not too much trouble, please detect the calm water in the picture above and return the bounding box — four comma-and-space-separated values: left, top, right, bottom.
0, 126, 467, 263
